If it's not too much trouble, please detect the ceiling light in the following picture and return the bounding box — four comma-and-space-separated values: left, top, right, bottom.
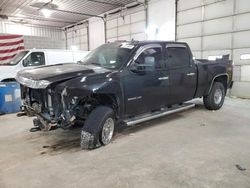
41, 8, 52, 18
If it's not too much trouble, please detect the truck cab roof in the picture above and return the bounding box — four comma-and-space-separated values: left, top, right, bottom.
111, 40, 188, 46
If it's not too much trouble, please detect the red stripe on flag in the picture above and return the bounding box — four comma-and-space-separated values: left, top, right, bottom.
0, 54, 16, 61
0, 35, 22, 40
0, 39, 24, 47
0, 46, 25, 54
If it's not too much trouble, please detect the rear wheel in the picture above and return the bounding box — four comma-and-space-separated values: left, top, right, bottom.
80, 106, 115, 150
203, 82, 225, 110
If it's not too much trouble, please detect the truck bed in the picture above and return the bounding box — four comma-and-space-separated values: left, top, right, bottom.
194, 55, 233, 98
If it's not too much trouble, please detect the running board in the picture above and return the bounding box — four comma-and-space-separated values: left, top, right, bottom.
124, 103, 195, 126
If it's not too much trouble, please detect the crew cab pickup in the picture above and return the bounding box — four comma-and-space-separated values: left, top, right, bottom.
16, 41, 233, 149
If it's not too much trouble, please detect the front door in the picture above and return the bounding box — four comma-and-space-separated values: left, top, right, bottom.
122, 44, 170, 117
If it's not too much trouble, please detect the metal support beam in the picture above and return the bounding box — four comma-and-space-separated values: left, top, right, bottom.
145, 0, 149, 30
52, 8, 104, 19
87, 20, 90, 51
88, 0, 122, 7
175, 0, 178, 41
104, 14, 107, 43
231, 0, 236, 61
7, 15, 75, 24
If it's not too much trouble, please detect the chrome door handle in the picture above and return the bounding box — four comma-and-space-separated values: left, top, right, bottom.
158, 76, 169, 80
186, 73, 195, 76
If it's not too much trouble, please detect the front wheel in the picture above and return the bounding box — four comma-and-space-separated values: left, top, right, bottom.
80, 106, 115, 150
203, 82, 225, 110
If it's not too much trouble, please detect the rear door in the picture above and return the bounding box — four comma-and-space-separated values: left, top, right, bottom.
165, 44, 197, 105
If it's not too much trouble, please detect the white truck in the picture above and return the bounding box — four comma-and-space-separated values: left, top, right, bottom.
0, 49, 89, 82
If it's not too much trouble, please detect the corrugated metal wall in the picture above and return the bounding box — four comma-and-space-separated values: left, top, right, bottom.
0, 20, 65, 49
23, 35, 65, 49
177, 0, 250, 98
0, 20, 63, 39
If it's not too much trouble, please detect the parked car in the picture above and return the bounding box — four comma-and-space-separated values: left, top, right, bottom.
16, 41, 233, 149
0, 49, 89, 82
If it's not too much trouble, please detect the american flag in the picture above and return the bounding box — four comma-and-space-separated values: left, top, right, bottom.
0, 34, 25, 65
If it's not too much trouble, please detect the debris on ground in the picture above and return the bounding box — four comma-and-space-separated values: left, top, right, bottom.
235, 164, 247, 171
40, 151, 46, 155
16, 112, 26, 117
29, 127, 41, 132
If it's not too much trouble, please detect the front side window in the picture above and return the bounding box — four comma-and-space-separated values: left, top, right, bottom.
134, 47, 163, 70
23, 52, 45, 67
166, 47, 190, 68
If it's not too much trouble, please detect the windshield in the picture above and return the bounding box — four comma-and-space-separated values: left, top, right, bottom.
79, 43, 134, 70
6, 51, 29, 66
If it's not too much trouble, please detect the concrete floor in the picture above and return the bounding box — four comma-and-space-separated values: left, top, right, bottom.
0, 98, 250, 188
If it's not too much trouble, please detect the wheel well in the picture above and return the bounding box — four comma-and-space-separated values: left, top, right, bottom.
69, 94, 119, 121
94, 94, 118, 111
214, 75, 228, 92
205, 75, 228, 96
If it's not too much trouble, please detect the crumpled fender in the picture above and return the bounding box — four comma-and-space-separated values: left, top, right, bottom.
55, 74, 124, 116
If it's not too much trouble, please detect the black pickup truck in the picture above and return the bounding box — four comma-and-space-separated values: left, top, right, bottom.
16, 41, 233, 149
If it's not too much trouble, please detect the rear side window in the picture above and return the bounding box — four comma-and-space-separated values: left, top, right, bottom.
166, 47, 190, 68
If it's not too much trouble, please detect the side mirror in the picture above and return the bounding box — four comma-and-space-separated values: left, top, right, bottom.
22, 59, 27, 67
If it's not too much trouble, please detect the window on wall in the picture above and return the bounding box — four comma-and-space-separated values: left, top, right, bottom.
208, 55, 223, 61
240, 54, 250, 60
23, 52, 45, 67
166, 47, 190, 67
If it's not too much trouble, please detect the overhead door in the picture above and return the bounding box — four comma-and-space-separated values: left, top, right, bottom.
106, 5, 146, 42
66, 23, 89, 51
177, 0, 250, 98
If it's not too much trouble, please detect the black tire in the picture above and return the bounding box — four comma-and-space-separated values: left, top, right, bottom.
203, 82, 225, 110
80, 106, 115, 150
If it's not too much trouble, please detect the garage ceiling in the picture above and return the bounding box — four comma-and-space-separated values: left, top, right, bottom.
0, 0, 139, 27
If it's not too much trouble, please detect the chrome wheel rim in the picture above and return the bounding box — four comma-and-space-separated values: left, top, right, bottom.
214, 89, 223, 105
101, 118, 114, 145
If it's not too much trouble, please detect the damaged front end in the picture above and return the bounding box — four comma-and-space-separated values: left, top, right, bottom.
20, 84, 97, 131
21, 85, 60, 131
16, 64, 116, 133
